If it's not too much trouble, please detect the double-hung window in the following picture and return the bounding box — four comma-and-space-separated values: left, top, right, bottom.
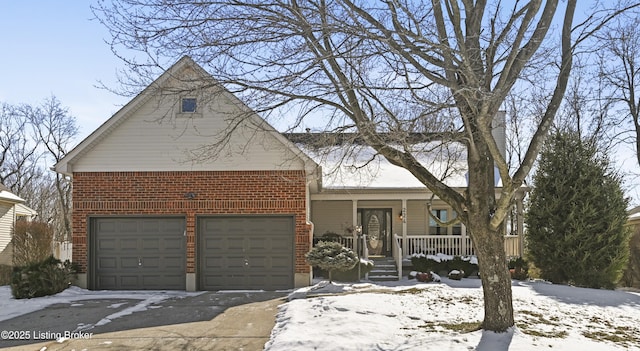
429, 209, 462, 235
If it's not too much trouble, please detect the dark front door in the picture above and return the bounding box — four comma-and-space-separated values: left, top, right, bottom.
358, 209, 392, 256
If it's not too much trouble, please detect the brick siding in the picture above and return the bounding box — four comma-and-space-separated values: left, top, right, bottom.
72, 170, 311, 275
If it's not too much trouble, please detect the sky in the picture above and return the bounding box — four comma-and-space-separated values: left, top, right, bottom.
0, 1, 129, 139
1, 1, 639, 204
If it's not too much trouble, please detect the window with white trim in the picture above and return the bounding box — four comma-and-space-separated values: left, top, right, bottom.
429, 209, 462, 235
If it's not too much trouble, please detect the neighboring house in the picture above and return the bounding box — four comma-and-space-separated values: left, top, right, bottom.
626, 206, 640, 288
0, 184, 37, 266
54, 56, 525, 291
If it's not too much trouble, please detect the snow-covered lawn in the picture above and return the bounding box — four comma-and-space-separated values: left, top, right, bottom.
1, 278, 639, 350
266, 278, 640, 351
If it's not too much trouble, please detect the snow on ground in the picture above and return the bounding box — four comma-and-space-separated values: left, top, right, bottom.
1, 279, 639, 350
266, 278, 640, 351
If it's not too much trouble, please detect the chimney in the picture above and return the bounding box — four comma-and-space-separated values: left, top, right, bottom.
492, 111, 507, 159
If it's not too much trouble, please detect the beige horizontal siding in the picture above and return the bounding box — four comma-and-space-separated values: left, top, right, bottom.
0, 203, 13, 255
73, 91, 304, 172
310, 200, 353, 237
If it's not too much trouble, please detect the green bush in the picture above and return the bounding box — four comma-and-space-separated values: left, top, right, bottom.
321, 259, 374, 282
11, 256, 77, 299
0, 264, 11, 285
622, 226, 640, 288
410, 254, 478, 277
508, 257, 529, 280
306, 241, 358, 282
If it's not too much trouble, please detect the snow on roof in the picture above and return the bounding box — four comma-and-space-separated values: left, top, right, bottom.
297, 141, 497, 190
0, 185, 25, 204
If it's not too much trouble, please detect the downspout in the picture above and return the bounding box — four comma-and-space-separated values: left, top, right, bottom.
305, 174, 317, 285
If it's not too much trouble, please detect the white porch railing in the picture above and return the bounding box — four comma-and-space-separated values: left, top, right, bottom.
338, 234, 521, 258
393, 234, 402, 280
399, 234, 523, 257
339, 236, 354, 250
401, 235, 475, 257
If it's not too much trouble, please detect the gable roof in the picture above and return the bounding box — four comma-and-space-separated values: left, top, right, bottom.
287, 133, 511, 191
54, 56, 318, 177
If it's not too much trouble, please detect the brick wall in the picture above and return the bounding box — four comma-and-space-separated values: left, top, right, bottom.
72, 170, 311, 275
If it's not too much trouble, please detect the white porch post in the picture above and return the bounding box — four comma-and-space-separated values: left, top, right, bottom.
461, 214, 468, 255
352, 199, 358, 229
401, 199, 407, 253
516, 192, 525, 257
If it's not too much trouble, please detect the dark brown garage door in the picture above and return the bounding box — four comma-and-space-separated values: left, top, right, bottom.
198, 216, 294, 290
91, 217, 186, 290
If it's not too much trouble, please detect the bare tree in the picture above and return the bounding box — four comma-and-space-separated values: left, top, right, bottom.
0, 98, 78, 243
93, 0, 638, 331
596, 11, 640, 167
0, 103, 41, 192
19, 97, 78, 242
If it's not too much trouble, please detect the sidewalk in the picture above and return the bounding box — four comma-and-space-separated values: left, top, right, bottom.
4, 297, 283, 351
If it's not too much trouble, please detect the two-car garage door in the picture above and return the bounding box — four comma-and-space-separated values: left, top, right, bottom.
91, 216, 294, 290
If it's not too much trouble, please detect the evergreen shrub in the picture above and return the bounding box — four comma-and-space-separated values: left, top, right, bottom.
0, 265, 11, 285
306, 241, 358, 282
11, 256, 77, 299
526, 131, 630, 289
410, 255, 477, 277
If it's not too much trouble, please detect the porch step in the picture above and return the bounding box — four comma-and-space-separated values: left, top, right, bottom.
368, 257, 399, 282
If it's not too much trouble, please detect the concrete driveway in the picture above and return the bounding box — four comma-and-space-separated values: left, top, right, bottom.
0, 291, 286, 351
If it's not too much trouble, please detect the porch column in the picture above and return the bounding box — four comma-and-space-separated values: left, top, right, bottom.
516, 192, 525, 257
352, 199, 358, 229
401, 199, 408, 254
401, 199, 407, 235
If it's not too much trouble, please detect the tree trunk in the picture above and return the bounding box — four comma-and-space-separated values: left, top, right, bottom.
466, 140, 515, 332
469, 222, 514, 331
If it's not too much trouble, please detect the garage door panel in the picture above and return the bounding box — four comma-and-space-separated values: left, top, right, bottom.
141, 257, 160, 268
120, 238, 138, 250
98, 276, 117, 288
120, 257, 139, 269
164, 238, 184, 250
96, 238, 117, 250
141, 238, 160, 250
118, 220, 139, 233
225, 256, 247, 269
92, 217, 186, 290
120, 276, 140, 289
225, 238, 245, 250
271, 256, 292, 269
97, 257, 117, 269
198, 216, 294, 290
97, 221, 117, 233
163, 256, 185, 269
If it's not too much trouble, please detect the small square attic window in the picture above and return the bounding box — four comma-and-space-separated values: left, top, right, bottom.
181, 98, 197, 113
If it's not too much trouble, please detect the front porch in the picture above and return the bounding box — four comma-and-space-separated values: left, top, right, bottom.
310, 193, 526, 280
